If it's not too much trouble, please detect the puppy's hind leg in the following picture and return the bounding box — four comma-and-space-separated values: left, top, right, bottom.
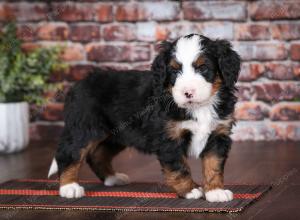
56, 139, 101, 199
86, 140, 130, 186
59, 162, 85, 199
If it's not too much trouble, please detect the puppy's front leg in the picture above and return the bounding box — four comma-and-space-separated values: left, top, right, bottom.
202, 153, 233, 202
159, 155, 203, 199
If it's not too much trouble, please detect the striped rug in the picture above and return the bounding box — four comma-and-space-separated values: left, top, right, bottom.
0, 179, 270, 213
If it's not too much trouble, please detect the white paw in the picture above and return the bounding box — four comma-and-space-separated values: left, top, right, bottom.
205, 188, 233, 202
185, 187, 204, 199
59, 182, 85, 198
104, 173, 130, 186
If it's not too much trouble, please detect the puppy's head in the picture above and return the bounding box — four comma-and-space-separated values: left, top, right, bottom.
152, 34, 241, 109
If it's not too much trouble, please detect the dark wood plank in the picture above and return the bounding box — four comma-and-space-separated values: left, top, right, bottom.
0, 141, 299, 220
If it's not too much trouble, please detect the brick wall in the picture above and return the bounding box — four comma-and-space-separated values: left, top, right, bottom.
1, 0, 299, 141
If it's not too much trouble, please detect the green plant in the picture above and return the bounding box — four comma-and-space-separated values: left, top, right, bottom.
0, 22, 67, 104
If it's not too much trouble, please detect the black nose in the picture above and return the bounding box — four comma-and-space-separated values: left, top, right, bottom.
184, 92, 193, 99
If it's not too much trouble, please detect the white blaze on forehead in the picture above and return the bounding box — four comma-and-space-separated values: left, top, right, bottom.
172, 35, 212, 108
175, 35, 202, 69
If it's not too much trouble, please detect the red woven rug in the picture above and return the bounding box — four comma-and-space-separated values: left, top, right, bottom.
0, 179, 270, 213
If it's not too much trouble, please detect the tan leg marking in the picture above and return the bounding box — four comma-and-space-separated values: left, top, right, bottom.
202, 153, 224, 192
162, 158, 198, 197
59, 140, 101, 186
202, 154, 233, 202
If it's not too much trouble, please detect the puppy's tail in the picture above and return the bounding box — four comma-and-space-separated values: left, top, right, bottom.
48, 158, 58, 178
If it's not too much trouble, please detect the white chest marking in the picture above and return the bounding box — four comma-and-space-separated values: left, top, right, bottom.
181, 99, 219, 158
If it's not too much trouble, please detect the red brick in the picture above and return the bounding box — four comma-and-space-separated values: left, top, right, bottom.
67, 64, 94, 81
271, 23, 300, 40
270, 103, 300, 121
132, 62, 151, 71
264, 62, 299, 80
0, 3, 10, 21
156, 21, 233, 40
159, 22, 234, 41
234, 43, 254, 61
232, 121, 300, 141
183, 1, 246, 21
155, 25, 169, 41
51, 2, 94, 21
239, 63, 265, 81
236, 83, 255, 101
49, 68, 69, 83
255, 43, 287, 61
235, 101, 269, 120
1, 3, 48, 21
41, 103, 64, 121
17, 24, 36, 41
292, 63, 300, 78
253, 82, 300, 102
60, 43, 85, 62
37, 22, 69, 41
249, 1, 300, 20
164, 22, 233, 40
232, 121, 279, 141
94, 3, 113, 22
116, 2, 180, 21
103, 24, 136, 41
285, 123, 300, 141
164, 22, 233, 41
235, 24, 270, 40
164, 23, 200, 41
272, 122, 300, 141
136, 22, 156, 42
30, 122, 63, 141
86, 43, 150, 62
291, 44, 300, 61
70, 24, 100, 42
235, 42, 287, 61
200, 22, 233, 40
21, 42, 41, 53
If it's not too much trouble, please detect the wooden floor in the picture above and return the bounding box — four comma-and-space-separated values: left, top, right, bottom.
0, 141, 299, 220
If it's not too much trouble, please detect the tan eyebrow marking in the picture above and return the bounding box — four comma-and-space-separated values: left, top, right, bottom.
193, 56, 205, 68
169, 59, 182, 70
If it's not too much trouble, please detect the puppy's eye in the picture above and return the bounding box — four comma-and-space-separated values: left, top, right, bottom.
169, 59, 182, 70
193, 63, 208, 72
193, 56, 205, 69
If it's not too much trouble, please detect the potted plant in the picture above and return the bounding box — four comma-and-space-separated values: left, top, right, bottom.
0, 22, 66, 153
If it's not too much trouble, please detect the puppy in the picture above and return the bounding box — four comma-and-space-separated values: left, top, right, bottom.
48, 34, 241, 202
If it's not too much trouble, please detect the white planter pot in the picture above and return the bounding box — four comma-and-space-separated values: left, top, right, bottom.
0, 102, 29, 153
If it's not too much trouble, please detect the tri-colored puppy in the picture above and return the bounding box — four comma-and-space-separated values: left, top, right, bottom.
48, 34, 241, 202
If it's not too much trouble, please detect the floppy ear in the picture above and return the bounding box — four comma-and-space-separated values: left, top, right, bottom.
151, 41, 172, 95
215, 39, 241, 87
151, 41, 172, 72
